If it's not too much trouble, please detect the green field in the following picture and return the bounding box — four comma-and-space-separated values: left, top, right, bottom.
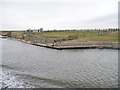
0, 30, 119, 42
31, 30, 119, 42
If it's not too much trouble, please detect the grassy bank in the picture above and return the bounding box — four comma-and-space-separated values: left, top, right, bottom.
0, 30, 119, 42
0, 30, 119, 49
31, 30, 119, 42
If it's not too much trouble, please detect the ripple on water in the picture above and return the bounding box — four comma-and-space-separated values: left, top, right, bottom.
1, 38, 118, 88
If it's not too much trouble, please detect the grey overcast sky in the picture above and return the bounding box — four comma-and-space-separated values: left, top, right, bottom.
0, 0, 119, 30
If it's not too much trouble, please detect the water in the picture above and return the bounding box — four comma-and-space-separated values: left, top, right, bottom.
0, 37, 118, 88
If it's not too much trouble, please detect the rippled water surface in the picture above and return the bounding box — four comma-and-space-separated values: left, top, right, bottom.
1, 38, 118, 88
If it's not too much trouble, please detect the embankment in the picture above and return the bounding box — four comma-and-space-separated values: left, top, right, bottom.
16, 39, 120, 50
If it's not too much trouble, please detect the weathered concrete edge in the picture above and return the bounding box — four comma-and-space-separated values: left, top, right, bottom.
4, 37, 119, 50
18, 39, 120, 50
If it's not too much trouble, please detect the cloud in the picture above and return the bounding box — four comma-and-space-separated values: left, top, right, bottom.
80, 13, 118, 28
0, 0, 119, 30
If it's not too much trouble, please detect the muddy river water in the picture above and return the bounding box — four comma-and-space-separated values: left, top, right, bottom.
0, 37, 118, 88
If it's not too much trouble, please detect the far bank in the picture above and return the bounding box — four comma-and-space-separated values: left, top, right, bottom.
0, 29, 119, 50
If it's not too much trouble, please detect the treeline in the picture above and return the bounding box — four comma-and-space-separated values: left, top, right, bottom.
45, 28, 120, 32
0, 28, 119, 38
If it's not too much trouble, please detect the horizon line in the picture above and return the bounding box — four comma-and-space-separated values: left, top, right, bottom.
0, 27, 119, 31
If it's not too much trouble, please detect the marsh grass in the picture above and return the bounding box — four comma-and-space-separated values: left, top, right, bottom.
31, 31, 119, 42
0, 30, 119, 42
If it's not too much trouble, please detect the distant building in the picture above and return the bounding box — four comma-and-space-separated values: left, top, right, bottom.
26, 28, 43, 33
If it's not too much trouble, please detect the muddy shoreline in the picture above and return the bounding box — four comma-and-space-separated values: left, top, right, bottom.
14, 38, 120, 50
1, 36, 119, 50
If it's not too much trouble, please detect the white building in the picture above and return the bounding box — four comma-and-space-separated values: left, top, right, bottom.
27, 28, 43, 33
